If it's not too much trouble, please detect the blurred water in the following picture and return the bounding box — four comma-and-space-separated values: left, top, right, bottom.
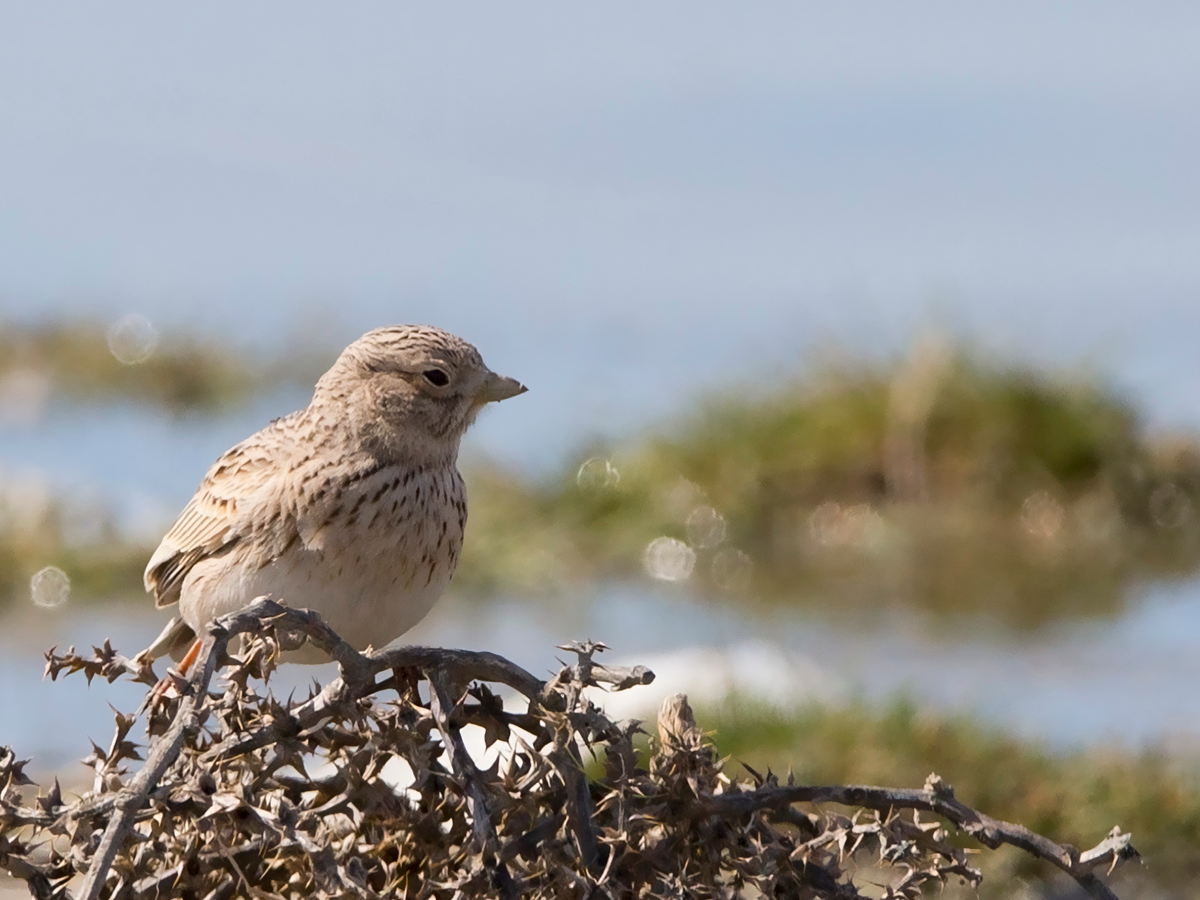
0, 392, 311, 537
1, 4, 1198, 812
6, 292, 1200, 493
4, 577, 1198, 780
418, 582, 1200, 752
2, 316, 1200, 776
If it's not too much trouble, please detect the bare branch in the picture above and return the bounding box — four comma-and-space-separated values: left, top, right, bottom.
701, 775, 1139, 900
0, 601, 1138, 900
427, 667, 518, 899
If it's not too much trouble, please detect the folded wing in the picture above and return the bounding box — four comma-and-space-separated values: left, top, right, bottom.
144, 416, 294, 608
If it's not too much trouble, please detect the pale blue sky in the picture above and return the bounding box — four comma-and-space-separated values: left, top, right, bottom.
3, 4, 1200, 755
1, 3, 1198, 455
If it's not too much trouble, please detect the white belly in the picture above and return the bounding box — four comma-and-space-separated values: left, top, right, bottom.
179, 465, 465, 661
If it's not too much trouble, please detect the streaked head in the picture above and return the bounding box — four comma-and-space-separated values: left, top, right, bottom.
316, 324, 526, 460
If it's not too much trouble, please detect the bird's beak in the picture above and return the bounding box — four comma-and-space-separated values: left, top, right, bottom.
479, 371, 528, 403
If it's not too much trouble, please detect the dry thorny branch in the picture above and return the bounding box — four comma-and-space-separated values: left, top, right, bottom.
0, 598, 1139, 899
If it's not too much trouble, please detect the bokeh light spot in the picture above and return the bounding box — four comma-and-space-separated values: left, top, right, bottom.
31, 566, 70, 608
576, 457, 620, 491
643, 537, 696, 583
686, 505, 727, 549
106, 314, 159, 365
1020, 491, 1066, 541
712, 547, 753, 592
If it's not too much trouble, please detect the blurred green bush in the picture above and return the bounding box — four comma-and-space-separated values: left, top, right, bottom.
5, 319, 1200, 629
461, 338, 1200, 626
0, 316, 324, 413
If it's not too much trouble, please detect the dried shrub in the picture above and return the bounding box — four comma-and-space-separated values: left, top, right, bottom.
1, 600, 1137, 899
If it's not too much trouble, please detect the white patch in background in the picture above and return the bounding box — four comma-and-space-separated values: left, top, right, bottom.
0, 470, 52, 533
380, 642, 841, 795
0, 367, 52, 424
584, 641, 845, 723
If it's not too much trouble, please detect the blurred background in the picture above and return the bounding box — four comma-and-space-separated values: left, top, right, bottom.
2, 3, 1200, 894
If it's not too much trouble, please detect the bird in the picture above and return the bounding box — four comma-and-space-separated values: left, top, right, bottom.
141, 324, 526, 668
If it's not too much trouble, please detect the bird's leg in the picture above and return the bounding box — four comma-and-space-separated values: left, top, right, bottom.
144, 639, 203, 709
174, 638, 203, 678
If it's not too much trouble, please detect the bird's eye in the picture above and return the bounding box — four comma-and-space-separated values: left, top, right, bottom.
423, 368, 450, 387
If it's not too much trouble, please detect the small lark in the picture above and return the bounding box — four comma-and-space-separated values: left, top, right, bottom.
144, 325, 525, 664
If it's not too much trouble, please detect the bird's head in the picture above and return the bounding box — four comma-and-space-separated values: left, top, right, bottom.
315, 324, 526, 464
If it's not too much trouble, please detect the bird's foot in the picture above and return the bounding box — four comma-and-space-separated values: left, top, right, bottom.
140, 638, 203, 713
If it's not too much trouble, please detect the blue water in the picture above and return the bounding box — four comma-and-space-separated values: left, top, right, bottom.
3, 2, 1200, 785
2, 309, 1200, 776
4, 577, 1199, 779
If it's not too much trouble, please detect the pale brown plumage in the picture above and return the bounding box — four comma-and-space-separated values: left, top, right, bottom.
144, 324, 525, 662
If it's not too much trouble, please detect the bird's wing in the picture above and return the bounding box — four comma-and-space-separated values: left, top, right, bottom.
144, 416, 295, 608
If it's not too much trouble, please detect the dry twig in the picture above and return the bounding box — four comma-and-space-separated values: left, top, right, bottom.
0, 599, 1139, 899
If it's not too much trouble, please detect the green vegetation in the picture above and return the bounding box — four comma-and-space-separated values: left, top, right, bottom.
5, 320, 1200, 630
0, 316, 326, 414
0, 316, 327, 607
702, 697, 1200, 895
0, 489, 149, 606
460, 339, 1200, 626
3, 319, 1196, 894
